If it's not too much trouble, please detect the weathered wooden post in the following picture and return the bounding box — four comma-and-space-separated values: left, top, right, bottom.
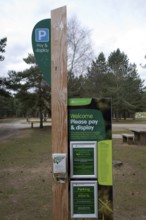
51, 6, 69, 220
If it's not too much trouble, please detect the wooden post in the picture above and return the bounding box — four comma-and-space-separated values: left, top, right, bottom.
51, 6, 69, 220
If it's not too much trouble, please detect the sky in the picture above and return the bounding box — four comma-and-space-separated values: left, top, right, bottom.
0, 0, 146, 84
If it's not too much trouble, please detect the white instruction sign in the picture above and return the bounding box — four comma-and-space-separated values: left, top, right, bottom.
52, 153, 66, 173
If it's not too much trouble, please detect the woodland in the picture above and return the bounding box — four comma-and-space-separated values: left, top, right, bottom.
0, 18, 146, 126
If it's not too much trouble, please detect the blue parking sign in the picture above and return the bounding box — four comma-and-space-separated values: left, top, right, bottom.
35, 28, 49, 42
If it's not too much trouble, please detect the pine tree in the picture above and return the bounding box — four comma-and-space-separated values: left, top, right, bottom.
0, 37, 7, 61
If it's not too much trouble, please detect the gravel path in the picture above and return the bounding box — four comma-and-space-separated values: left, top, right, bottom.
0, 120, 30, 141
0, 119, 146, 141
112, 123, 146, 138
113, 123, 146, 129
0, 119, 53, 141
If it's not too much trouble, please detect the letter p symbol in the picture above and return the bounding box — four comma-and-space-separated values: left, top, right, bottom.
35, 28, 49, 42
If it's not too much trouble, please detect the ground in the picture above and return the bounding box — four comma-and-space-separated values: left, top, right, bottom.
0, 123, 52, 220
0, 119, 146, 220
0, 119, 30, 141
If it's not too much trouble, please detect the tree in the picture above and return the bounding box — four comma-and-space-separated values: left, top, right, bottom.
67, 16, 94, 76
68, 71, 81, 97
85, 52, 109, 97
141, 88, 146, 111
68, 71, 86, 97
108, 49, 143, 120
0, 77, 15, 118
23, 54, 51, 126
122, 64, 144, 116
5, 54, 51, 128
0, 37, 7, 61
0, 37, 9, 117
84, 49, 144, 120
107, 49, 129, 119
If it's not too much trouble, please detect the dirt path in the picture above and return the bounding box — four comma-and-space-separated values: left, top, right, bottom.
113, 123, 146, 129
112, 123, 146, 138
0, 119, 52, 141
0, 120, 31, 141
0, 119, 146, 141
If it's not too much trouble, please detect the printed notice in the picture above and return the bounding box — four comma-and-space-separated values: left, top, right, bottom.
71, 181, 98, 218
70, 142, 97, 179
52, 154, 66, 173
52, 154, 67, 184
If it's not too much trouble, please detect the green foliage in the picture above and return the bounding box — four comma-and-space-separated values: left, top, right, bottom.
0, 37, 7, 61
5, 54, 51, 127
68, 71, 86, 97
85, 52, 109, 97
68, 49, 145, 120
0, 95, 15, 117
23, 53, 36, 64
107, 50, 143, 119
0, 77, 16, 117
0, 44, 145, 121
108, 48, 128, 71
141, 89, 146, 110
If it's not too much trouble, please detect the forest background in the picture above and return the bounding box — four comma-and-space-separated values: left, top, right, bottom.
0, 18, 146, 127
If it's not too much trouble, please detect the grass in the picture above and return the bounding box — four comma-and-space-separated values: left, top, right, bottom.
113, 139, 146, 220
0, 127, 52, 220
0, 126, 146, 220
112, 118, 146, 124
112, 128, 131, 134
0, 118, 21, 123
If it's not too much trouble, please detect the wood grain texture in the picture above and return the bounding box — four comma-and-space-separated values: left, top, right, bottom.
51, 6, 69, 220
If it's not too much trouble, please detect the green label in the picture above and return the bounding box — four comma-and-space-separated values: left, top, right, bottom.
69, 109, 105, 141
98, 140, 113, 185
73, 148, 94, 175
68, 98, 92, 106
32, 19, 51, 85
73, 186, 95, 214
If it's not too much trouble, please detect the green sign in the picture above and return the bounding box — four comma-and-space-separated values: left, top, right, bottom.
74, 186, 94, 214
70, 141, 97, 178
68, 98, 112, 141
69, 98, 92, 106
71, 181, 98, 218
73, 148, 94, 175
69, 108, 105, 141
32, 19, 51, 85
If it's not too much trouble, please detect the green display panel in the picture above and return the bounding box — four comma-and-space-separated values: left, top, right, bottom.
69, 98, 113, 220
70, 141, 97, 179
71, 181, 98, 218
32, 19, 51, 85
69, 108, 105, 141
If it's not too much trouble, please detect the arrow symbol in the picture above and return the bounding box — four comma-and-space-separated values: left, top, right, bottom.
54, 21, 64, 31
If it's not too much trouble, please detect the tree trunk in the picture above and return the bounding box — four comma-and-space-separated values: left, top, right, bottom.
39, 107, 43, 128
